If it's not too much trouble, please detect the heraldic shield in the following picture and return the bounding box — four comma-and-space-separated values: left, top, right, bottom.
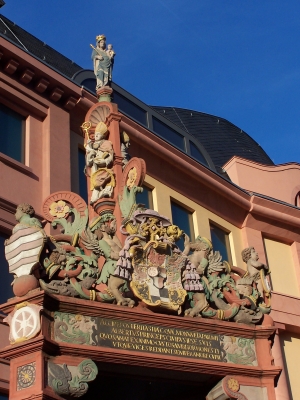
130, 241, 187, 312
5, 224, 45, 277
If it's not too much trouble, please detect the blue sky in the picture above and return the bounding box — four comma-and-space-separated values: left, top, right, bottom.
1, 1, 300, 165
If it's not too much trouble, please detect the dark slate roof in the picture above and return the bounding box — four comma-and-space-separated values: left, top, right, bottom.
0, 14, 82, 78
151, 106, 274, 168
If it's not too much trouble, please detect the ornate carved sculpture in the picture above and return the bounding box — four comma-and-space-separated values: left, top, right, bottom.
114, 209, 187, 312
85, 121, 115, 205
206, 376, 248, 400
241, 246, 271, 311
4, 203, 47, 296
48, 359, 98, 398
4, 302, 42, 344
120, 131, 130, 169
2, 99, 272, 327
91, 34, 113, 89
4, 193, 271, 325
80, 213, 134, 306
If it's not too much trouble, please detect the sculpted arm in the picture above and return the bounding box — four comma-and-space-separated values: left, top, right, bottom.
249, 259, 268, 271
182, 233, 191, 256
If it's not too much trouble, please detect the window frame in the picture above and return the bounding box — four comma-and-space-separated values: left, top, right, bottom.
209, 221, 233, 265
170, 199, 195, 246
0, 101, 26, 164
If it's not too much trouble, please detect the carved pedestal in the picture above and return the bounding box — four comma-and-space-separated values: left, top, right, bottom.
0, 291, 280, 400
96, 86, 113, 102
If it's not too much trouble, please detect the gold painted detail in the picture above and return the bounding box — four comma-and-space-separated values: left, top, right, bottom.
126, 167, 137, 189
130, 281, 153, 304
90, 168, 115, 190
49, 200, 70, 219
227, 377, 239, 392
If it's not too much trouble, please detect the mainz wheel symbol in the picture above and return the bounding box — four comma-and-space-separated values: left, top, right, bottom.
11, 306, 38, 341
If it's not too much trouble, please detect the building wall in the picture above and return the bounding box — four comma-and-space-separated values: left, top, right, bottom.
264, 238, 299, 297
280, 332, 300, 400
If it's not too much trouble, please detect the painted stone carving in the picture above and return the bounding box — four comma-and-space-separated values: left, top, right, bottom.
80, 213, 134, 306
241, 246, 271, 311
206, 376, 248, 400
48, 359, 98, 398
1, 103, 271, 327
4, 302, 42, 344
85, 121, 115, 204
90, 34, 113, 89
115, 209, 187, 312
17, 362, 36, 391
3, 196, 271, 325
4, 203, 46, 296
120, 131, 130, 169
220, 336, 257, 366
5, 203, 46, 278
118, 157, 146, 218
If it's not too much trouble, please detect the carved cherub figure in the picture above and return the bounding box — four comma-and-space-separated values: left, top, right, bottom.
106, 44, 115, 59
241, 247, 269, 298
106, 44, 115, 81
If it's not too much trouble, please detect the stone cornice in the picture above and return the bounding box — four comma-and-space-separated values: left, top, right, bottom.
0, 37, 96, 112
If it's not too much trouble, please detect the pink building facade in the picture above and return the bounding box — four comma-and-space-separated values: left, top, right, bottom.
0, 15, 299, 400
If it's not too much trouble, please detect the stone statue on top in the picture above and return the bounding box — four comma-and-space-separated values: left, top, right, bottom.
90, 34, 115, 90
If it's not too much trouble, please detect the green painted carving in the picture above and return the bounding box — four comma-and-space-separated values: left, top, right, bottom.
118, 185, 143, 219
52, 207, 88, 236
48, 358, 98, 398
221, 336, 257, 366
54, 312, 96, 345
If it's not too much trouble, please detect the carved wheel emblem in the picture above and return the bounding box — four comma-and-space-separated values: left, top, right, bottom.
17, 363, 36, 390
11, 306, 38, 341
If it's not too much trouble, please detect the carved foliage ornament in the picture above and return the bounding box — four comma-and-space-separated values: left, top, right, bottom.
48, 359, 98, 398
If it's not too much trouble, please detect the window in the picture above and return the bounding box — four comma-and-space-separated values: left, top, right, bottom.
171, 201, 194, 250
113, 91, 147, 126
210, 223, 232, 264
78, 148, 88, 204
0, 231, 14, 303
0, 103, 25, 162
136, 185, 153, 209
189, 141, 208, 166
152, 117, 185, 151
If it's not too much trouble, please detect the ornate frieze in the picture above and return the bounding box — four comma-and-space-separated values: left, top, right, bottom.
53, 311, 257, 366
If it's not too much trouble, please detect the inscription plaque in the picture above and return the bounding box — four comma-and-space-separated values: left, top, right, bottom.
53, 312, 257, 366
